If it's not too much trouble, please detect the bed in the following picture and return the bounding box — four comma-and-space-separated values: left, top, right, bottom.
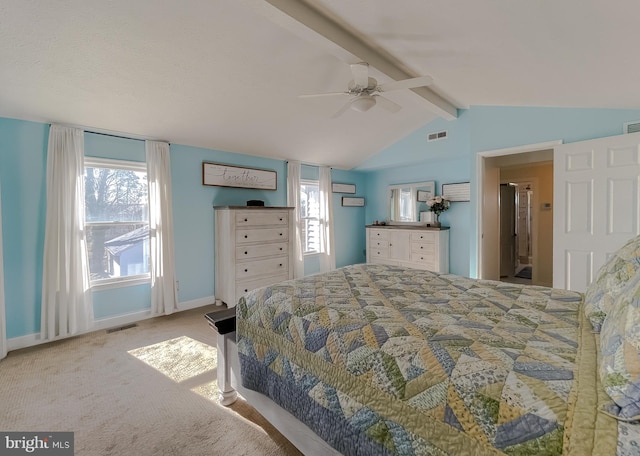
221, 258, 640, 455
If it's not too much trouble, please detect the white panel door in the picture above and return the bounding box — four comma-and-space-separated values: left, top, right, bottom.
554, 132, 640, 291
388, 230, 411, 262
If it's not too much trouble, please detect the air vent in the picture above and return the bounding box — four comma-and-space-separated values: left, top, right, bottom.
106, 323, 137, 334
624, 121, 640, 134
427, 130, 448, 142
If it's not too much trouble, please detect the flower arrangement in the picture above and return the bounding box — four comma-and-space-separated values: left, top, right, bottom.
427, 196, 450, 216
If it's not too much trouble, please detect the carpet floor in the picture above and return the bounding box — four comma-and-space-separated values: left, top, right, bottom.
0, 306, 301, 456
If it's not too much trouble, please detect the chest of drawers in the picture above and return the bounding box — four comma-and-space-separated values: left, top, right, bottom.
215, 207, 295, 307
366, 226, 449, 273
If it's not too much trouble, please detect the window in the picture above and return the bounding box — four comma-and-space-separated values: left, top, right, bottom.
84, 158, 149, 286
300, 180, 322, 254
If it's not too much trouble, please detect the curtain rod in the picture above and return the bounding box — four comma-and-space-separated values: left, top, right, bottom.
50, 123, 169, 144
87, 130, 145, 142
285, 160, 333, 169
84, 130, 170, 145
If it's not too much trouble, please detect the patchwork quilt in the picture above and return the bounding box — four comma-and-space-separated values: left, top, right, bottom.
236, 264, 617, 455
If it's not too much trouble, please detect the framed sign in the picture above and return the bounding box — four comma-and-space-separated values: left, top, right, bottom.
202, 162, 277, 190
342, 197, 365, 207
417, 190, 430, 202
332, 183, 356, 194
442, 182, 470, 202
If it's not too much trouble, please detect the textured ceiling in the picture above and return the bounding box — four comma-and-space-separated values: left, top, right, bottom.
1, 0, 639, 169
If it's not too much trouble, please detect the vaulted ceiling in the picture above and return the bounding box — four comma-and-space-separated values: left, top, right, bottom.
1, 0, 639, 169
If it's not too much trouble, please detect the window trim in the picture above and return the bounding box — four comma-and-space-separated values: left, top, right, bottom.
84, 156, 151, 289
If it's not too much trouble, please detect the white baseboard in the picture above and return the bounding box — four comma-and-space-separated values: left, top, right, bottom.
7, 333, 43, 352
92, 309, 153, 332
6, 295, 218, 353
178, 295, 218, 311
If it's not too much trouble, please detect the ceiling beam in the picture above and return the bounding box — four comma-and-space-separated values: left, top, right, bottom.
243, 0, 458, 120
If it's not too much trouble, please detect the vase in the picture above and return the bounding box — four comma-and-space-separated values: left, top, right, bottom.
432, 213, 441, 228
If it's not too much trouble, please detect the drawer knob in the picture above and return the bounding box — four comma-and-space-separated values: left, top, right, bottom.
420, 235, 424, 239
279, 233, 283, 236
279, 247, 283, 251
244, 268, 248, 272
279, 218, 283, 221
421, 246, 423, 250
244, 218, 248, 222
244, 235, 248, 239
279, 263, 283, 267
244, 251, 248, 255
244, 289, 248, 293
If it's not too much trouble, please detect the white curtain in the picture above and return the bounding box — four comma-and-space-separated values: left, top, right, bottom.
0, 177, 7, 360
41, 125, 93, 341
287, 161, 304, 278
146, 141, 178, 316
318, 166, 336, 272
391, 189, 401, 221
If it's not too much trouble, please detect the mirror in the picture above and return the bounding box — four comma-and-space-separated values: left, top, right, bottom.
388, 181, 435, 223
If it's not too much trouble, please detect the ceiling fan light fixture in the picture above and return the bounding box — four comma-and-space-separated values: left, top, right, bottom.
350, 95, 376, 112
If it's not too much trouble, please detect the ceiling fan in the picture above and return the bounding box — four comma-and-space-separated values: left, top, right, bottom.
299, 62, 433, 118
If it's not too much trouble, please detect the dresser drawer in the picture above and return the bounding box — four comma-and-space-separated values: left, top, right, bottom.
236, 256, 289, 280
410, 252, 436, 267
370, 238, 389, 249
235, 211, 288, 227
411, 231, 436, 242
237, 227, 288, 244
235, 274, 289, 298
369, 247, 389, 259
369, 229, 389, 241
236, 242, 288, 260
411, 242, 435, 255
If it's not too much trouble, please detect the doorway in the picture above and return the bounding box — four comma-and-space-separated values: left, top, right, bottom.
477, 141, 558, 287
500, 181, 534, 284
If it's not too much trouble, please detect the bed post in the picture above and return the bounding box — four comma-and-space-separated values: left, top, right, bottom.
217, 331, 238, 406
204, 309, 238, 406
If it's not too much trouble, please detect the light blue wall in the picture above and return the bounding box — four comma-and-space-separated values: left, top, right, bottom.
332, 168, 367, 268
358, 110, 471, 171
171, 143, 288, 303
0, 117, 366, 340
359, 106, 640, 278
0, 119, 48, 338
363, 158, 471, 276
5, 106, 638, 339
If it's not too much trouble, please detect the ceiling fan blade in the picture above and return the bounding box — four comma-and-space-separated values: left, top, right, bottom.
330, 100, 353, 119
350, 62, 370, 89
299, 92, 349, 99
377, 75, 433, 92
374, 95, 402, 113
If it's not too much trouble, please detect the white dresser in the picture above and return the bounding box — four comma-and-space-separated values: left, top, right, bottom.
215, 206, 295, 307
366, 226, 449, 273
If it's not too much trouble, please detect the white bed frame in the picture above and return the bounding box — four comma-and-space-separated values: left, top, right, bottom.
216, 331, 341, 456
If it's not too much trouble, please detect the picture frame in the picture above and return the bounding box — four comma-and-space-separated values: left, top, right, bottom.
342, 197, 365, 207
202, 162, 277, 190
332, 183, 356, 194
417, 190, 430, 202
442, 182, 470, 202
